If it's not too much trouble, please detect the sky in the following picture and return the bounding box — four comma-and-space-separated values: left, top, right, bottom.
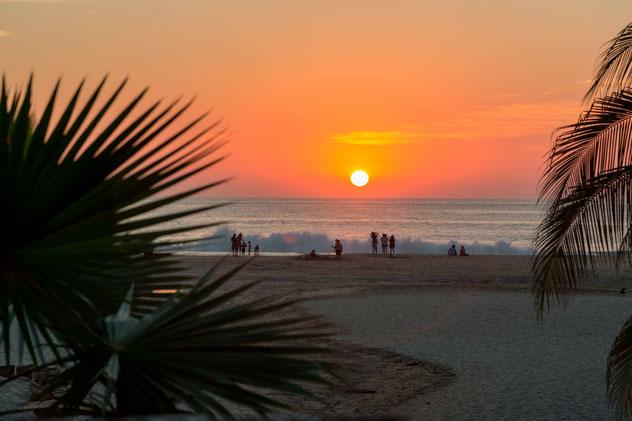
1, 0, 631, 198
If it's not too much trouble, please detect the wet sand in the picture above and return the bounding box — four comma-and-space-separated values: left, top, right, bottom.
177, 254, 629, 418
307, 289, 631, 419
179, 254, 626, 297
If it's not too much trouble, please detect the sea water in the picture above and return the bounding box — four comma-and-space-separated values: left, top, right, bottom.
147, 198, 541, 255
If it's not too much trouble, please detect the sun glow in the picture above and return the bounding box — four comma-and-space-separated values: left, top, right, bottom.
350, 170, 369, 187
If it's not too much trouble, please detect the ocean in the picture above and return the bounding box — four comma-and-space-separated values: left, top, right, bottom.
149, 198, 541, 255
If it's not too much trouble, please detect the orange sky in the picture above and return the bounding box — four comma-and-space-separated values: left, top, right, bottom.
1, 0, 631, 198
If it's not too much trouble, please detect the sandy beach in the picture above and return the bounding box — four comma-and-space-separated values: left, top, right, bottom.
176, 254, 631, 418
179, 254, 626, 297
2, 255, 628, 418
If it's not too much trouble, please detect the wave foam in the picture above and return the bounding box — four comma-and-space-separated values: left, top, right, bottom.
167, 227, 531, 255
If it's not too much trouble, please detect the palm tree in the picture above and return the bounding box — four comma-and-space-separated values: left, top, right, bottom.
0, 76, 331, 416
534, 23, 632, 420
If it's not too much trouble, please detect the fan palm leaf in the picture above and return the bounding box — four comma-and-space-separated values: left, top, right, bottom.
0, 76, 229, 365
22, 264, 332, 417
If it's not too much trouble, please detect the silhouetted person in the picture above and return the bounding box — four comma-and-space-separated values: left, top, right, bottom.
448, 244, 457, 256
309, 249, 317, 258
381, 234, 388, 256
460, 245, 468, 256
334, 239, 343, 259
254, 244, 260, 256
370, 232, 378, 255
241, 240, 246, 255
620, 287, 626, 295
231, 234, 238, 256
248, 241, 252, 255
389, 235, 396, 256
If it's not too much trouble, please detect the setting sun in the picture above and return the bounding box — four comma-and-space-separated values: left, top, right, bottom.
350, 170, 369, 187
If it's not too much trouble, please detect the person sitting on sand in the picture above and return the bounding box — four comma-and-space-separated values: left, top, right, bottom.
448, 244, 457, 256
334, 239, 343, 259
370, 232, 378, 255
254, 244, 260, 256
389, 234, 396, 256
381, 234, 388, 256
460, 245, 468, 256
308, 249, 318, 258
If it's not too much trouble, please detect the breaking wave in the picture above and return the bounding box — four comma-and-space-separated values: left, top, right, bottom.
168, 226, 531, 255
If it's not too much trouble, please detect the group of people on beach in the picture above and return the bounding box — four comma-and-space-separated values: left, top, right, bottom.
231, 232, 468, 259
448, 244, 468, 256
230, 232, 260, 256
370, 232, 396, 256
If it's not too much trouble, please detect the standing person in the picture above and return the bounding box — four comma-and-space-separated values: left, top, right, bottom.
241, 240, 246, 255
389, 234, 396, 256
380, 234, 388, 256
248, 241, 252, 255
236, 233, 243, 256
370, 232, 378, 255
334, 239, 343, 259
231, 234, 237, 256
254, 245, 260, 256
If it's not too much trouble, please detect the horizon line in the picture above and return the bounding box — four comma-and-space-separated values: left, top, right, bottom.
185, 195, 540, 201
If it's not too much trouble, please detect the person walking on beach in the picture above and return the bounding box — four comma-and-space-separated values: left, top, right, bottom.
380, 234, 388, 256
248, 241, 252, 255
334, 239, 343, 259
389, 234, 396, 256
370, 232, 378, 255
254, 244, 260, 256
231, 234, 238, 256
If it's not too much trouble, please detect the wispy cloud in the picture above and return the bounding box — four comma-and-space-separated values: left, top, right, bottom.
0, 30, 15, 38
334, 99, 582, 146
333, 130, 418, 145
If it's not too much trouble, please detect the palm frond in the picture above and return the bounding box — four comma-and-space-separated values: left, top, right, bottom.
586, 23, 632, 102
0, 76, 229, 365
540, 89, 632, 203
534, 165, 632, 314
534, 90, 632, 315
36, 268, 332, 417
608, 313, 632, 421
